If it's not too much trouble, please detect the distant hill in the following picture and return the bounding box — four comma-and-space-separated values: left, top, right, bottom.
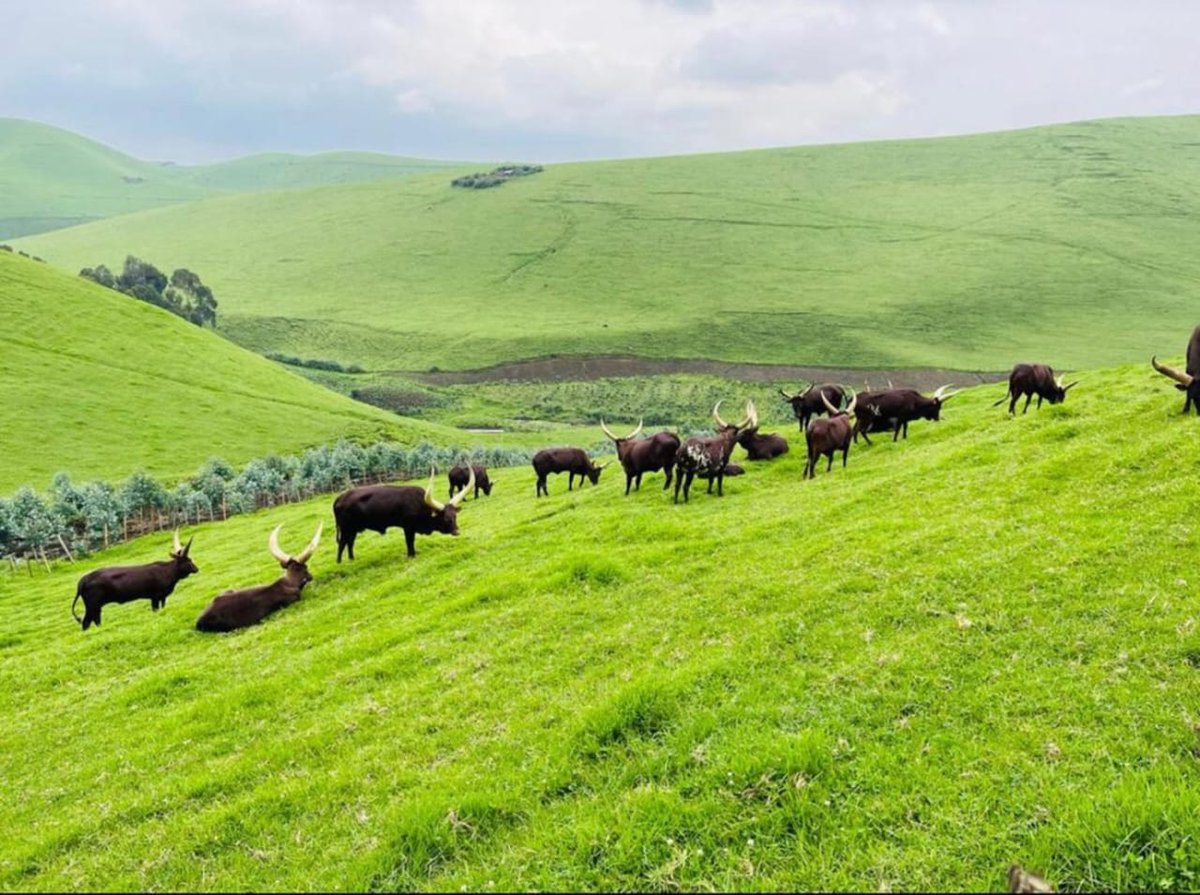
0, 118, 465, 238
20, 114, 1200, 374
0, 249, 442, 492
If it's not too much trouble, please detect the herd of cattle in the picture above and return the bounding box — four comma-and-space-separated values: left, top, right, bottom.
71, 325, 1200, 634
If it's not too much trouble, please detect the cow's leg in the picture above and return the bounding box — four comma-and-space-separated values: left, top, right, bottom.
892, 420, 901, 442
683, 471, 694, 502
624, 474, 632, 496
706, 475, 714, 493
842, 446, 849, 467
404, 528, 417, 558
1008, 393, 1017, 415
673, 470, 683, 503
827, 451, 834, 472
152, 598, 161, 611
662, 465, 673, 490
635, 473, 643, 491
717, 470, 724, 497
1023, 394, 1033, 414
1036, 395, 1043, 410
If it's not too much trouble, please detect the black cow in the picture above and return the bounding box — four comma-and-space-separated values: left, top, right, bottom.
737, 426, 789, 460
993, 364, 1079, 414
532, 448, 609, 497
804, 391, 858, 479
1151, 324, 1200, 415
673, 400, 756, 502
779, 384, 847, 430
853, 385, 957, 444
600, 420, 680, 495
449, 464, 492, 499
334, 466, 473, 560
195, 523, 321, 633
72, 530, 198, 630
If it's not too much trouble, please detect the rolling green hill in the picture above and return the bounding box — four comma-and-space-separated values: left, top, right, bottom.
0, 118, 464, 239
3, 364, 1200, 890
0, 250, 444, 492
20, 114, 1200, 375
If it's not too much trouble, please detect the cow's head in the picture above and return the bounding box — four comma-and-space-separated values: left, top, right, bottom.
586, 458, 611, 485
714, 399, 757, 437
601, 419, 644, 462
1152, 355, 1200, 410
822, 389, 858, 420
1047, 374, 1080, 405
923, 384, 959, 421
268, 521, 323, 588
778, 384, 813, 410
170, 529, 200, 578
424, 465, 472, 534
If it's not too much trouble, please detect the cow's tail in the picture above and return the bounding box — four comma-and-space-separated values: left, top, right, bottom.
71, 582, 84, 626
990, 389, 1011, 408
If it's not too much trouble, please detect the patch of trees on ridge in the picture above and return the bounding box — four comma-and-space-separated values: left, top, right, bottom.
80, 255, 218, 328
267, 354, 364, 374
451, 164, 544, 190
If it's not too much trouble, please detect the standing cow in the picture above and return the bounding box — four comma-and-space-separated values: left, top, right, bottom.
195, 523, 322, 633
779, 384, 847, 430
673, 400, 756, 502
804, 390, 858, 479
532, 448, 609, 497
993, 365, 1079, 414
1151, 324, 1200, 415
72, 530, 198, 630
449, 464, 492, 499
600, 420, 680, 494
854, 385, 957, 444
334, 466, 474, 560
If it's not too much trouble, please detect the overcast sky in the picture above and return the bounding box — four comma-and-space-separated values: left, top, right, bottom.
3, 0, 1198, 164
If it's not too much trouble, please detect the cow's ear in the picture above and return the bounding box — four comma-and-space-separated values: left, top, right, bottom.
1177, 384, 1188, 392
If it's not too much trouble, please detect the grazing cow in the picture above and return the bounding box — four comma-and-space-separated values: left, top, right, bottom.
72, 530, 198, 630
737, 425, 789, 460
673, 400, 756, 503
779, 383, 847, 430
449, 464, 492, 499
600, 419, 680, 495
853, 385, 957, 444
532, 448, 609, 497
698, 462, 744, 480
993, 364, 1079, 414
195, 523, 322, 633
334, 466, 474, 560
804, 391, 858, 479
1151, 324, 1200, 415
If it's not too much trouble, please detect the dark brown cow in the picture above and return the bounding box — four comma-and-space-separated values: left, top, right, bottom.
72, 530, 198, 630
804, 391, 858, 479
334, 467, 473, 560
779, 384, 846, 430
1151, 324, 1200, 415
853, 385, 957, 444
697, 462, 745, 480
736, 426, 789, 460
195, 523, 321, 633
673, 400, 756, 502
449, 464, 492, 499
993, 364, 1079, 414
532, 448, 609, 497
600, 420, 680, 495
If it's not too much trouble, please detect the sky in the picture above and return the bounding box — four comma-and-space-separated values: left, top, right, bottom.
3, 0, 1198, 164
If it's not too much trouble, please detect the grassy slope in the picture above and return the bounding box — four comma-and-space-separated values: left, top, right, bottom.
0, 251, 450, 492
3, 364, 1200, 891
20, 115, 1200, 374
0, 118, 464, 239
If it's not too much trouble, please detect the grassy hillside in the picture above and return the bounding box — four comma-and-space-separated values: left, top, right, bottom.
3, 363, 1200, 891
20, 115, 1200, 374
0, 118, 464, 239
0, 251, 444, 492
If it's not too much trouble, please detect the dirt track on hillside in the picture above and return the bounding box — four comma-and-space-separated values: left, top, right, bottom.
411, 354, 1010, 390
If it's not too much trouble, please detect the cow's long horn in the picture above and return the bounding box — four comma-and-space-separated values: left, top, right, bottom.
295, 522, 323, 564
821, 391, 840, 415
447, 465, 474, 507
268, 524, 291, 564
744, 399, 758, 430
424, 466, 447, 512
713, 400, 729, 429
845, 388, 858, 416
778, 388, 796, 401
183, 536, 194, 557
629, 419, 644, 440
1063, 379, 1080, 392
596, 459, 612, 470
932, 384, 958, 402
1152, 355, 1193, 386
172, 528, 183, 555
600, 419, 618, 440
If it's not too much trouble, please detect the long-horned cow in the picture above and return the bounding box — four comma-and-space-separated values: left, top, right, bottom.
334, 466, 474, 560
853, 386, 957, 444
804, 390, 858, 479
532, 448, 609, 497
736, 425, 789, 460
1151, 324, 1200, 415
72, 529, 198, 630
673, 400, 756, 503
779, 384, 846, 430
600, 419, 680, 495
195, 523, 322, 633
449, 464, 492, 499
993, 364, 1079, 414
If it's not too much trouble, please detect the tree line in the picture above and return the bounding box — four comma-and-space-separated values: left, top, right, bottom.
80, 256, 218, 327
0, 440, 532, 571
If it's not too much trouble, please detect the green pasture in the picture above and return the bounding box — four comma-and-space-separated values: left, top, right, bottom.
20, 114, 1200, 374
4, 364, 1200, 891
0, 117, 463, 239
